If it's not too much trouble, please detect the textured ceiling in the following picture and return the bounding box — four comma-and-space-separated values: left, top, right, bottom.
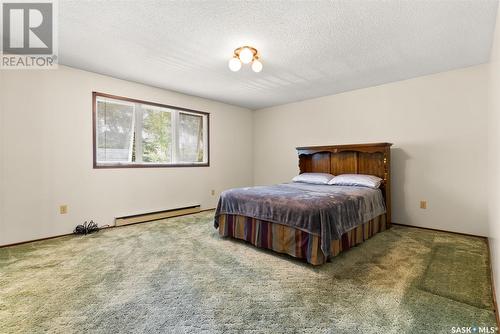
59, 0, 499, 110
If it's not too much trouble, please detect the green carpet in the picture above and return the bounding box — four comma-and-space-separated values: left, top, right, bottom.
0, 211, 496, 333
420, 244, 493, 309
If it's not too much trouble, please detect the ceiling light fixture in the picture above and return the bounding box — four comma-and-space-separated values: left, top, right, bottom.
228, 46, 263, 73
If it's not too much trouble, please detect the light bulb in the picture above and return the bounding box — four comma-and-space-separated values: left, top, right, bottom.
228, 57, 241, 72
252, 60, 263, 73
239, 47, 254, 64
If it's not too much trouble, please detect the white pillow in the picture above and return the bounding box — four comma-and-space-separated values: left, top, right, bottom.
328, 174, 383, 189
292, 173, 335, 185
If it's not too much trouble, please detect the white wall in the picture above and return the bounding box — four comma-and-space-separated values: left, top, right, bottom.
254, 65, 489, 236
0, 66, 253, 246
488, 6, 500, 310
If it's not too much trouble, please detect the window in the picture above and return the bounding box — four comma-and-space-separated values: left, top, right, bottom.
93, 92, 209, 168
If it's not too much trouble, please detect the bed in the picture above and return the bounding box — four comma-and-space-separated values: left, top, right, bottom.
214, 142, 393, 265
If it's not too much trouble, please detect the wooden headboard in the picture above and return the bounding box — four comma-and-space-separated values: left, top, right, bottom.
296, 142, 393, 225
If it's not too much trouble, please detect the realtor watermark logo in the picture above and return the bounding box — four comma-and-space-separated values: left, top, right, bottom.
1, 0, 58, 69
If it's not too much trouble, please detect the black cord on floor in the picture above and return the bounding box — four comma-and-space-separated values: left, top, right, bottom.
74, 220, 109, 235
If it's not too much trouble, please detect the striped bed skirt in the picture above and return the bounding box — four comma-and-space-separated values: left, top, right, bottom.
217, 214, 387, 265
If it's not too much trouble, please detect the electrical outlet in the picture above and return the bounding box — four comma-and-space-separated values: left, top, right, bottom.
59, 205, 68, 214
420, 201, 427, 209
211, 189, 215, 196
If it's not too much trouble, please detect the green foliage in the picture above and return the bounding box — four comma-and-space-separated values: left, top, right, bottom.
97, 101, 134, 149
179, 113, 203, 162
142, 109, 172, 163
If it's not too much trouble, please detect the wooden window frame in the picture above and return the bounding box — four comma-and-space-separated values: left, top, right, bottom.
92, 92, 210, 169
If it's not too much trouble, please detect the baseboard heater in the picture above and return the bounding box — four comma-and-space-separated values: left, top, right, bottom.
115, 205, 201, 227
